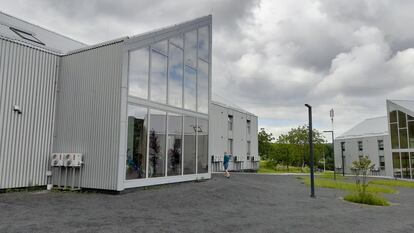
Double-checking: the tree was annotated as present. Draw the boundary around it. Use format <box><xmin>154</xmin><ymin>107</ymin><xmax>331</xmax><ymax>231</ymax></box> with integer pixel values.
<box><xmin>277</xmin><ymin>125</ymin><xmax>326</xmax><ymax>171</ymax></box>
<box><xmin>258</xmin><ymin>128</ymin><xmax>275</xmax><ymax>160</ymax></box>
<box><xmin>351</xmin><ymin>156</ymin><xmax>374</xmax><ymax>196</ymax></box>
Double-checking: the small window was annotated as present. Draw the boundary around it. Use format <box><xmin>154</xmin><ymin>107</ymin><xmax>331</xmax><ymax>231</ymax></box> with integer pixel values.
<box><xmin>378</xmin><ymin>140</ymin><xmax>384</xmax><ymax>151</ymax></box>
<box><xmin>341</xmin><ymin>142</ymin><xmax>345</xmax><ymax>152</ymax></box>
<box><xmin>228</xmin><ymin>115</ymin><xmax>233</xmax><ymax>131</ymax></box>
<box><xmin>247</xmin><ymin>141</ymin><xmax>251</xmax><ymax>155</ymax></box>
<box><xmin>379</xmin><ymin>156</ymin><xmax>385</xmax><ymax>169</ymax></box>
<box><xmin>247</xmin><ymin>120</ymin><xmax>251</xmax><ymax>135</ymax></box>
<box><xmin>358</xmin><ymin>141</ymin><xmax>363</xmax><ymax>151</ymax></box>
<box><xmin>228</xmin><ymin>139</ymin><xmax>233</xmax><ymax>154</ymax></box>
<box><xmin>10</xmin><ymin>27</ymin><xmax>44</xmax><ymax>45</ymax></box>
<box><xmin>359</xmin><ymin>155</ymin><xmax>363</xmax><ymax>160</ymax></box>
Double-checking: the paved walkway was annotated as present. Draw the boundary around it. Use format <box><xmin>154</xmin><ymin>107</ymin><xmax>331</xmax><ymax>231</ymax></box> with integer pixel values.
<box><xmin>1</xmin><ymin>173</ymin><xmax>414</xmax><ymax>233</ymax></box>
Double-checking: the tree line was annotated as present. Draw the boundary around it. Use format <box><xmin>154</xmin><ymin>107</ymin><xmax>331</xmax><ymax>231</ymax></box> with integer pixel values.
<box><xmin>259</xmin><ymin>125</ymin><xmax>334</xmax><ymax>171</ymax></box>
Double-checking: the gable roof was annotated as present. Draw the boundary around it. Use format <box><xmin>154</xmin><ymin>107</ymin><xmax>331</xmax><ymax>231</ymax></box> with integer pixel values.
<box><xmin>387</xmin><ymin>99</ymin><xmax>414</xmax><ymax>116</ymax></box>
<box><xmin>211</xmin><ymin>94</ymin><xmax>256</xmax><ymax>116</ymax></box>
<box><xmin>0</xmin><ymin>11</ymin><xmax>86</xmax><ymax>53</ymax></box>
<box><xmin>336</xmin><ymin>116</ymin><xmax>388</xmax><ymax>139</ymax></box>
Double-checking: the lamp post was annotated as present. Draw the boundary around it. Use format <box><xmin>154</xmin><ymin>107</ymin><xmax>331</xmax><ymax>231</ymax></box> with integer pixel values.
<box><xmin>305</xmin><ymin>104</ymin><xmax>315</xmax><ymax>198</ymax></box>
<box><xmin>323</xmin><ymin>130</ymin><xmax>335</xmax><ymax>180</ymax></box>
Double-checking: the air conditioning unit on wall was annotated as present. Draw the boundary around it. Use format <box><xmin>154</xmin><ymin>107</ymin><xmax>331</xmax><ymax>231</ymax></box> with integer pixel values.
<box><xmin>51</xmin><ymin>153</ymin><xmax>63</xmax><ymax>167</ymax></box>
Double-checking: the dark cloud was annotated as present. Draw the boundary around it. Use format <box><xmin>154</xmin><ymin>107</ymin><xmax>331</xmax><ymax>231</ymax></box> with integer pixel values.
<box><xmin>2</xmin><ymin>0</ymin><xmax>414</xmax><ymax>137</ymax></box>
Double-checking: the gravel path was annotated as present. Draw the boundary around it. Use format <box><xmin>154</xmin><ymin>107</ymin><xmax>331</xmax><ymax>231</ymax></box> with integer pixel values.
<box><xmin>1</xmin><ymin>173</ymin><xmax>414</xmax><ymax>233</ymax></box>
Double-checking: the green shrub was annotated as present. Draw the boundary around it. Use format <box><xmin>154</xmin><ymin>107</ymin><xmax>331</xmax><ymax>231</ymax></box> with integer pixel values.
<box><xmin>344</xmin><ymin>192</ymin><xmax>389</xmax><ymax>206</ymax></box>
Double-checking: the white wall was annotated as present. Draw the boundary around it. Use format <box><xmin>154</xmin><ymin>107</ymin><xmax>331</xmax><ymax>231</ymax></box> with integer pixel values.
<box><xmin>334</xmin><ymin>135</ymin><xmax>392</xmax><ymax>176</ymax></box>
<box><xmin>209</xmin><ymin>102</ymin><xmax>259</xmax><ymax>171</ymax></box>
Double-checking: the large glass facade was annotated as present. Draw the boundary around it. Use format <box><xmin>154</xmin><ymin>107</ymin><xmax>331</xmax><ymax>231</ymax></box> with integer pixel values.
<box><xmin>125</xmin><ymin>20</ymin><xmax>211</xmax><ymax>183</ymax></box>
<box><xmin>126</xmin><ymin>105</ymin><xmax>148</xmax><ymax>179</ymax></box>
<box><xmin>389</xmin><ymin>108</ymin><xmax>414</xmax><ymax>179</ymax></box>
<box><xmin>197</xmin><ymin>118</ymin><xmax>208</xmax><ymax>173</ymax></box>
<box><xmin>184</xmin><ymin>116</ymin><xmax>196</xmax><ymax>174</ymax></box>
<box><xmin>149</xmin><ymin>109</ymin><xmax>167</xmax><ymax>177</ymax></box>
<box><xmin>168</xmin><ymin>113</ymin><xmax>183</xmax><ymax>176</ymax></box>
<box><xmin>128</xmin><ymin>48</ymin><xmax>149</xmax><ymax>99</ymax></box>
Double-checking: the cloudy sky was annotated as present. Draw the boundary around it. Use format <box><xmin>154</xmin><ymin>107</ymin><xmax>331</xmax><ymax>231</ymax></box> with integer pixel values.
<box><xmin>2</xmin><ymin>0</ymin><xmax>414</xmax><ymax>141</ymax></box>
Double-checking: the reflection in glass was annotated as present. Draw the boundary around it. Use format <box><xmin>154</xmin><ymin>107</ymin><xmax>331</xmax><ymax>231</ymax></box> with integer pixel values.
<box><xmin>128</xmin><ymin>48</ymin><xmax>149</xmax><ymax>99</ymax></box>
<box><xmin>408</xmin><ymin>114</ymin><xmax>414</xmax><ymax>121</ymax></box>
<box><xmin>150</xmin><ymin>51</ymin><xmax>167</xmax><ymax>104</ymax></box>
<box><xmin>168</xmin><ymin>44</ymin><xmax>183</xmax><ymax>108</ymax></box>
<box><xmin>390</xmin><ymin>123</ymin><xmax>399</xmax><ymax>149</ymax></box>
<box><xmin>197</xmin><ymin>118</ymin><xmax>208</xmax><ymax>173</ymax></box>
<box><xmin>392</xmin><ymin>152</ymin><xmax>401</xmax><ymax>178</ymax></box>
<box><xmin>398</xmin><ymin>111</ymin><xmax>407</xmax><ymax>128</ymax></box>
<box><xmin>399</xmin><ymin>128</ymin><xmax>408</xmax><ymax>149</ymax></box>
<box><xmin>126</xmin><ymin>105</ymin><xmax>147</xmax><ymax>180</ymax></box>
<box><xmin>184</xmin><ymin>66</ymin><xmax>196</xmax><ymax>111</ymax></box>
<box><xmin>411</xmin><ymin>152</ymin><xmax>414</xmax><ymax>179</ymax></box>
<box><xmin>197</xmin><ymin>59</ymin><xmax>209</xmax><ymax>113</ymax></box>
<box><xmin>149</xmin><ymin>109</ymin><xmax>166</xmax><ymax>177</ymax></box>
<box><xmin>168</xmin><ymin>113</ymin><xmax>182</xmax><ymax>176</ymax></box>
<box><xmin>198</xmin><ymin>26</ymin><xmax>209</xmax><ymax>61</ymax></box>
<box><xmin>401</xmin><ymin>152</ymin><xmax>410</xmax><ymax>179</ymax></box>
<box><xmin>389</xmin><ymin>110</ymin><xmax>397</xmax><ymax>123</ymax></box>
<box><xmin>170</xmin><ymin>35</ymin><xmax>183</xmax><ymax>48</ymax></box>
<box><xmin>184</xmin><ymin>116</ymin><xmax>196</xmax><ymax>174</ymax></box>
<box><xmin>409</xmin><ymin>121</ymin><xmax>414</xmax><ymax>148</ymax></box>
<box><xmin>184</xmin><ymin>30</ymin><xmax>197</xmax><ymax>68</ymax></box>
<box><xmin>152</xmin><ymin>40</ymin><xmax>168</xmax><ymax>54</ymax></box>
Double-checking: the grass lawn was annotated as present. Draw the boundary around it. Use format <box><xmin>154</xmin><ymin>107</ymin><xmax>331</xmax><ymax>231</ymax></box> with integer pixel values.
<box><xmin>301</xmin><ymin>177</ymin><xmax>397</xmax><ymax>194</ymax></box>
<box><xmin>369</xmin><ymin>179</ymin><xmax>414</xmax><ymax>188</ymax></box>
<box><xmin>258</xmin><ymin>161</ymin><xmax>311</xmax><ymax>173</ymax></box>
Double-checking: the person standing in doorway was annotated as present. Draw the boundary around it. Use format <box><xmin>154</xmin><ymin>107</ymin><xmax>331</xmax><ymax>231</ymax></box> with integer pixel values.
<box><xmin>223</xmin><ymin>152</ymin><xmax>231</xmax><ymax>178</ymax></box>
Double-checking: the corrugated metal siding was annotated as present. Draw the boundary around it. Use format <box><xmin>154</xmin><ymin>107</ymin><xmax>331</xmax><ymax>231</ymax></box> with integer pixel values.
<box><xmin>53</xmin><ymin>42</ymin><xmax>123</xmax><ymax>190</ymax></box>
<box><xmin>0</xmin><ymin>39</ymin><xmax>59</xmax><ymax>189</ymax></box>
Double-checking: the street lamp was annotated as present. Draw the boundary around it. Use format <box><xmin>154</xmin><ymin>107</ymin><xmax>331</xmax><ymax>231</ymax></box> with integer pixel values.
<box><xmin>323</xmin><ymin>130</ymin><xmax>335</xmax><ymax>180</ymax></box>
<box><xmin>305</xmin><ymin>104</ymin><xmax>315</xmax><ymax>198</ymax></box>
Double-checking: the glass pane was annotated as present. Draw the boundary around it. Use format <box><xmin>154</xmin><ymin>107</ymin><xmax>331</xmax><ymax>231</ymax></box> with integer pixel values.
<box><xmin>184</xmin><ymin>116</ymin><xmax>196</xmax><ymax>174</ymax></box>
<box><xmin>389</xmin><ymin>110</ymin><xmax>397</xmax><ymax>123</ymax></box>
<box><xmin>197</xmin><ymin>118</ymin><xmax>209</xmax><ymax>173</ymax></box>
<box><xmin>401</xmin><ymin>152</ymin><xmax>410</xmax><ymax>179</ymax></box>
<box><xmin>126</xmin><ymin>105</ymin><xmax>148</xmax><ymax>180</ymax></box>
<box><xmin>184</xmin><ymin>30</ymin><xmax>197</xmax><ymax>68</ymax></box>
<box><xmin>128</xmin><ymin>48</ymin><xmax>149</xmax><ymax>99</ymax></box>
<box><xmin>400</xmin><ymin>128</ymin><xmax>408</xmax><ymax>149</ymax></box>
<box><xmin>167</xmin><ymin>113</ymin><xmax>182</xmax><ymax>176</ymax></box>
<box><xmin>149</xmin><ymin>109</ymin><xmax>166</xmax><ymax>177</ymax></box>
<box><xmin>170</xmin><ymin>35</ymin><xmax>183</xmax><ymax>48</ymax></box>
<box><xmin>168</xmin><ymin>44</ymin><xmax>183</xmax><ymax>108</ymax></box>
<box><xmin>184</xmin><ymin>66</ymin><xmax>196</xmax><ymax>111</ymax></box>
<box><xmin>409</xmin><ymin>121</ymin><xmax>414</xmax><ymax>148</ymax></box>
<box><xmin>152</xmin><ymin>40</ymin><xmax>168</xmax><ymax>54</ymax></box>
<box><xmin>197</xmin><ymin>59</ymin><xmax>209</xmax><ymax>113</ymax></box>
<box><xmin>150</xmin><ymin>51</ymin><xmax>167</xmax><ymax>104</ymax></box>
<box><xmin>398</xmin><ymin>111</ymin><xmax>407</xmax><ymax>128</ymax></box>
<box><xmin>390</xmin><ymin>123</ymin><xmax>399</xmax><ymax>149</ymax></box>
<box><xmin>198</xmin><ymin>26</ymin><xmax>209</xmax><ymax>61</ymax></box>
<box><xmin>408</xmin><ymin>114</ymin><xmax>414</xmax><ymax>121</ymax></box>
<box><xmin>392</xmin><ymin>152</ymin><xmax>401</xmax><ymax>178</ymax></box>
<box><xmin>411</xmin><ymin>152</ymin><xmax>414</xmax><ymax>179</ymax></box>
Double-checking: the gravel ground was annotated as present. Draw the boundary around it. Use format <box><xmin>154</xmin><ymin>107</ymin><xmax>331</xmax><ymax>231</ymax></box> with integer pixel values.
<box><xmin>1</xmin><ymin>173</ymin><xmax>414</xmax><ymax>233</ymax></box>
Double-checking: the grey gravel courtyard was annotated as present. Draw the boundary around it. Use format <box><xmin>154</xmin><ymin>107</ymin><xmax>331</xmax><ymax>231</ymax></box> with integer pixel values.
<box><xmin>1</xmin><ymin>173</ymin><xmax>414</xmax><ymax>233</ymax></box>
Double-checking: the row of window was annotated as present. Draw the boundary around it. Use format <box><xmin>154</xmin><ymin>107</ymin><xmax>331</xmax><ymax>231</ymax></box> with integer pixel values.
<box><xmin>389</xmin><ymin>110</ymin><xmax>414</xmax><ymax>149</ymax></box>
<box><xmin>126</xmin><ymin>104</ymin><xmax>208</xmax><ymax>180</ymax></box>
<box><xmin>226</xmin><ymin>139</ymin><xmax>251</xmax><ymax>155</ymax></box>
<box><xmin>228</xmin><ymin>115</ymin><xmax>251</xmax><ymax>134</ymax></box>
<box><xmin>227</xmin><ymin>115</ymin><xmax>252</xmax><ymax>156</ymax></box>
<box><xmin>341</xmin><ymin>140</ymin><xmax>384</xmax><ymax>152</ymax></box>
<box><xmin>128</xmin><ymin>26</ymin><xmax>210</xmax><ymax>114</ymax></box>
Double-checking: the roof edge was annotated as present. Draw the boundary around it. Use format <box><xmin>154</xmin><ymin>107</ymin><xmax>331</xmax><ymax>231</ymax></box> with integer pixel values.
<box><xmin>210</xmin><ymin>100</ymin><xmax>257</xmax><ymax>117</ymax></box>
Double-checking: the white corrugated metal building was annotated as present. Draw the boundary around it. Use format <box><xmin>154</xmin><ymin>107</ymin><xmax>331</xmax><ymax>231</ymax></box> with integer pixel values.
<box><xmin>209</xmin><ymin>96</ymin><xmax>259</xmax><ymax>172</ymax></box>
<box><xmin>0</xmin><ymin>11</ymin><xmax>213</xmax><ymax>191</ymax></box>
<box><xmin>334</xmin><ymin>116</ymin><xmax>393</xmax><ymax>176</ymax></box>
